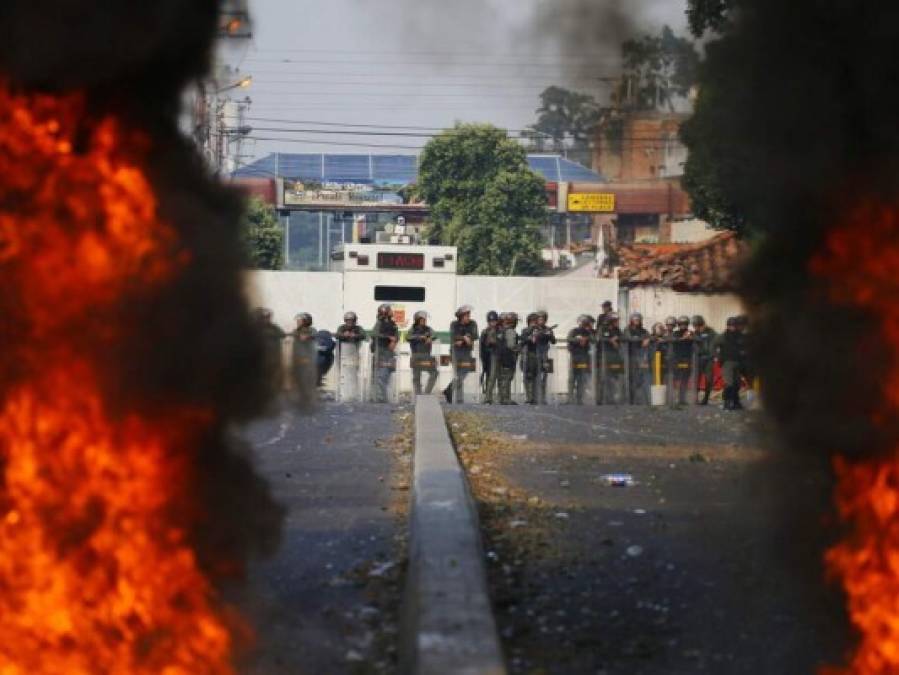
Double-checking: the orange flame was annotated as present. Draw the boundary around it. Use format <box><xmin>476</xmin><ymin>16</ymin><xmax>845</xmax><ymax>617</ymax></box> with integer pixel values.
<box><xmin>0</xmin><ymin>87</ymin><xmax>238</xmax><ymax>672</ymax></box>
<box><xmin>811</xmin><ymin>203</ymin><xmax>899</xmax><ymax>674</ymax></box>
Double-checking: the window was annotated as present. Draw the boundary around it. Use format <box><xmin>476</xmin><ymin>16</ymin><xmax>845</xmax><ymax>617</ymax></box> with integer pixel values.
<box><xmin>374</xmin><ymin>286</ymin><xmax>426</xmax><ymax>302</ymax></box>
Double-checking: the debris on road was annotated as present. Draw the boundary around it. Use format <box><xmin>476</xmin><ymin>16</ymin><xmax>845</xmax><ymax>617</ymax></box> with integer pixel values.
<box><xmin>600</xmin><ymin>473</ymin><xmax>636</xmax><ymax>487</ymax></box>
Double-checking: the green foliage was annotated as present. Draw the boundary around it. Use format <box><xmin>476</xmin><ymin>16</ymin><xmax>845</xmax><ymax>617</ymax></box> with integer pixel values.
<box><xmin>686</xmin><ymin>0</ymin><xmax>733</xmax><ymax>37</ymax></box>
<box><xmin>418</xmin><ymin>124</ymin><xmax>547</xmax><ymax>276</ymax></box>
<box><xmin>242</xmin><ymin>197</ymin><xmax>283</xmax><ymax>269</ymax></box>
<box><xmin>619</xmin><ymin>25</ymin><xmax>701</xmax><ymax>111</ymax></box>
<box><xmin>522</xmin><ymin>86</ymin><xmax>600</xmax><ymax>167</ymax></box>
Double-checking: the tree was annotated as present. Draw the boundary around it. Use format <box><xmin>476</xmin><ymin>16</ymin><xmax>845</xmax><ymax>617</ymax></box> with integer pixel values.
<box><xmin>618</xmin><ymin>25</ymin><xmax>701</xmax><ymax>111</ymax></box>
<box><xmin>523</xmin><ymin>86</ymin><xmax>601</xmax><ymax>167</ymax></box>
<box><xmin>686</xmin><ymin>0</ymin><xmax>733</xmax><ymax>37</ymax></box>
<box><xmin>418</xmin><ymin>124</ymin><xmax>547</xmax><ymax>276</ymax></box>
<box><xmin>242</xmin><ymin>196</ymin><xmax>283</xmax><ymax>269</ymax></box>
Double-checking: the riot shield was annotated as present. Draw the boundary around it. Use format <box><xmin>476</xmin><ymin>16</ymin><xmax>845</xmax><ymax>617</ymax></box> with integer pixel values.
<box><xmin>291</xmin><ymin>335</ymin><xmax>317</xmax><ymax>404</ymax></box>
<box><xmin>411</xmin><ymin>338</ymin><xmax>440</xmax><ymax>399</ymax></box>
<box><xmin>451</xmin><ymin>343</ymin><xmax>478</xmax><ymax>405</ymax></box>
<box><xmin>596</xmin><ymin>337</ymin><xmax>625</xmax><ymax>405</ymax></box>
<box><xmin>624</xmin><ymin>337</ymin><xmax>652</xmax><ymax>405</ymax></box>
<box><xmin>337</xmin><ymin>340</ymin><xmax>363</xmax><ymax>402</ymax></box>
<box><xmin>667</xmin><ymin>337</ymin><xmax>697</xmax><ymax>407</ymax></box>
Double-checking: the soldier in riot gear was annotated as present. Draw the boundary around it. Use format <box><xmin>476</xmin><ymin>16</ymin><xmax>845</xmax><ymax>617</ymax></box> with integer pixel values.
<box><xmin>291</xmin><ymin>312</ymin><xmax>317</xmax><ymax>394</ymax></box>
<box><xmin>597</xmin><ymin>300</ymin><xmax>614</xmax><ymax>329</ymax></box>
<box><xmin>533</xmin><ymin>310</ymin><xmax>556</xmax><ymax>405</ymax></box>
<box><xmin>480</xmin><ymin>311</ymin><xmax>500</xmax><ymax>404</ymax></box>
<box><xmin>336</xmin><ymin>311</ymin><xmax>366</xmax><ymax>344</ymax></box>
<box><xmin>407</xmin><ymin>310</ymin><xmax>438</xmax><ymax>395</ymax></box>
<box><xmin>443</xmin><ymin>305</ymin><xmax>479</xmax><ymax>403</ymax></box>
<box><xmin>520</xmin><ymin>312</ymin><xmax>540</xmax><ymax>404</ymax></box>
<box><xmin>715</xmin><ymin>317</ymin><xmax>745</xmax><ymax>410</ymax></box>
<box><xmin>371</xmin><ymin>304</ymin><xmax>398</xmax><ymax>403</ymax></box>
<box><xmin>670</xmin><ymin>315</ymin><xmax>695</xmax><ymax>405</ymax></box>
<box><xmin>496</xmin><ymin>312</ymin><xmax>520</xmax><ymax>405</ymax></box>
<box><xmin>567</xmin><ymin>315</ymin><xmax>594</xmax><ymax>405</ymax></box>
<box><xmin>334</xmin><ymin>311</ymin><xmax>366</xmax><ymax>401</ymax></box>
<box><xmin>622</xmin><ymin>312</ymin><xmax>651</xmax><ymax>405</ymax></box>
<box><xmin>255</xmin><ymin>308</ymin><xmax>286</xmax><ymax>391</ymax></box>
<box><xmin>692</xmin><ymin>315</ymin><xmax>717</xmax><ymax>405</ymax></box>
<box><xmin>596</xmin><ymin>311</ymin><xmax>624</xmax><ymax>404</ymax></box>
<box><xmin>664</xmin><ymin>316</ymin><xmax>677</xmax><ymax>336</ymax></box>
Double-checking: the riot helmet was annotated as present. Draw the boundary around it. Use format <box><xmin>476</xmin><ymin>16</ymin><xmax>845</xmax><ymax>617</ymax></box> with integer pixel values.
<box><xmin>343</xmin><ymin>311</ymin><xmax>357</xmax><ymax>323</ymax></box>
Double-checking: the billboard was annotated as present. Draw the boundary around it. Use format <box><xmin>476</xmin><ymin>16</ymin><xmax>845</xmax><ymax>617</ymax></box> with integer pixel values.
<box><xmin>567</xmin><ymin>192</ymin><xmax>616</xmax><ymax>213</ymax></box>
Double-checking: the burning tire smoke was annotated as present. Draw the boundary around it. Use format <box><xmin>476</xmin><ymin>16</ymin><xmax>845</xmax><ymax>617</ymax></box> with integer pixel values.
<box><xmin>0</xmin><ymin>2</ymin><xmax>281</xmax><ymax>673</ymax></box>
<box><xmin>682</xmin><ymin>1</ymin><xmax>899</xmax><ymax>672</ymax></box>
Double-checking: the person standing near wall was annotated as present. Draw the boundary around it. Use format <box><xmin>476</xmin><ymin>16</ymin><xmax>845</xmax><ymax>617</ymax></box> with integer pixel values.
<box><xmin>480</xmin><ymin>310</ymin><xmax>500</xmax><ymax>404</ymax></box>
<box><xmin>444</xmin><ymin>305</ymin><xmax>478</xmax><ymax>404</ymax></box>
<box><xmin>534</xmin><ymin>310</ymin><xmax>556</xmax><ymax>405</ymax></box>
<box><xmin>597</xmin><ymin>312</ymin><xmax>624</xmax><ymax>404</ymax></box>
<box><xmin>623</xmin><ymin>312</ymin><xmax>651</xmax><ymax>405</ymax></box>
<box><xmin>520</xmin><ymin>312</ymin><xmax>540</xmax><ymax>405</ymax></box>
<box><xmin>715</xmin><ymin>317</ymin><xmax>744</xmax><ymax>411</ymax></box>
<box><xmin>291</xmin><ymin>312</ymin><xmax>317</xmax><ymax>396</ymax></box>
<box><xmin>568</xmin><ymin>314</ymin><xmax>594</xmax><ymax>405</ymax></box>
<box><xmin>371</xmin><ymin>304</ymin><xmax>398</xmax><ymax>403</ymax></box>
<box><xmin>692</xmin><ymin>315</ymin><xmax>717</xmax><ymax>405</ymax></box>
<box><xmin>407</xmin><ymin>310</ymin><xmax>438</xmax><ymax>395</ymax></box>
<box><xmin>335</xmin><ymin>311</ymin><xmax>366</xmax><ymax>401</ymax></box>
<box><xmin>497</xmin><ymin>312</ymin><xmax>520</xmax><ymax>405</ymax></box>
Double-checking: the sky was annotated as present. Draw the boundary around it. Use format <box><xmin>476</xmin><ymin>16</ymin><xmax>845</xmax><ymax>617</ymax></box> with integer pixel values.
<box><xmin>218</xmin><ymin>0</ymin><xmax>690</xmax><ymax>164</ymax></box>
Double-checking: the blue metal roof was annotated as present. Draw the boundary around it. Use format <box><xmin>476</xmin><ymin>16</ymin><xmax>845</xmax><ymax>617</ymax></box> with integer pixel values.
<box><xmin>233</xmin><ymin>152</ymin><xmax>605</xmax><ymax>185</ymax></box>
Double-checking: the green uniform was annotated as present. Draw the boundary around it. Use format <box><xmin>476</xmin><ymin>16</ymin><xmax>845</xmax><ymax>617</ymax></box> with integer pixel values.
<box><xmin>407</xmin><ymin>324</ymin><xmax>438</xmax><ymax>395</ymax></box>
<box><xmin>481</xmin><ymin>325</ymin><xmax>500</xmax><ymax>404</ymax></box>
<box><xmin>693</xmin><ymin>327</ymin><xmax>717</xmax><ymax>404</ymax></box>
<box><xmin>596</xmin><ymin>325</ymin><xmax>624</xmax><ymax>404</ymax></box>
<box><xmin>622</xmin><ymin>326</ymin><xmax>650</xmax><ymax>405</ymax></box>
<box><xmin>446</xmin><ymin>319</ymin><xmax>478</xmax><ymax>403</ymax></box>
<box><xmin>496</xmin><ymin>326</ymin><xmax>520</xmax><ymax>404</ymax></box>
<box><xmin>371</xmin><ymin>318</ymin><xmax>398</xmax><ymax>403</ymax></box>
<box><xmin>291</xmin><ymin>325</ymin><xmax>317</xmax><ymax>391</ymax></box>
<box><xmin>567</xmin><ymin>327</ymin><xmax>593</xmax><ymax>405</ymax></box>
<box><xmin>260</xmin><ymin>321</ymin><xmax>287</xmax><ymax>391</ymax></box>
<box><xmin>715</xmin><ymin>330</ymin><xmax>745</xmax><ymax>410</ymax></box>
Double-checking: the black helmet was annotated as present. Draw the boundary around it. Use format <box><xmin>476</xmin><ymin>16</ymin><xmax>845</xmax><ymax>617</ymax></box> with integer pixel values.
<box><xmin>726</xmin><ymin>316</ymin><xmax>738</xmax><ymax>327</ymax></box>
<box><xmin>295</xmin><ymin>312</ymin><xmax>313</xmax><ymax>324</ymax></box>
<box><xmin>601</xmin><ymin>300</ymin><xmax>613</xmax><ymax>310</ymax></box>
<box><xmin>692</xmin><ymin>315</ymin><xmax>705</xmax><ymax>327</ymax></box>
<box><xmin>377</xmin><ymin>303</ymin><xmax>392</xmax><ymax>317</ymax></box>
<box><xmin>343</xmin><ymin>311</ymin><xmax>357</xmax><ymax>322</ymax></box>
<box><xmin>665</xmin><ymin>316</ymin><xmax>677</xmax><ymax>327</ymax></box>
<box><xmin>536</xmin><ymin>310</ymin><xmax>548</xmax><ymax>320</ymax></box>
<box><xmin>526</xmin><ymin>312</ymin><xmax>538</xmax><ymax>324</ymax></box>
<box><xmin>455</xmin><ymin>304</ymin><xmax>473</xmax><ymax>317</ymax></box>
<box><xmin>630</xmin><ymin>312</ymin><xmax>643</xmax><ymax>323</ymax></box>
<box><xmin>487</xmin><ymin>310</ymin><xmax>499</xmax><ymax>322</ymax></box>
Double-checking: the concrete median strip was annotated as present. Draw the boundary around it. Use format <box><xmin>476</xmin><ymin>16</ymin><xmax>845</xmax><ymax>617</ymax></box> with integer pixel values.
<box><xmin>400</xmin><ymin>395</ymin><xmax>507</xmax><ymax>675</ymax></box>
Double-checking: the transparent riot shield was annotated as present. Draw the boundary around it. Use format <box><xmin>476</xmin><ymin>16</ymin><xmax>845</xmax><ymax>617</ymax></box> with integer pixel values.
<box><xmin>410</xmin><ymin>338</ymin><xmax>440</xmax><ymax>400</ymax></box>
<box><xmin>369</xmin><ymin>336</ymin><xmax>397</xmax><ymax>404</ymax></box>
<box><xmin>596</xmin><ymin>337</ymin><xmax>625</xmax><ymax>405</ymax></box>
<box><xmin>667</xmin><ymin>337</ymin><xmax>697</xmax><ymax>408</ymax></box>
<box><xmin>623</xmin><ymin>337</ymin><xmax>652</xmax><ymax>405</ymax></box>
<box><xmin>336</xmin><ymin>339</ymin><xmax>363</xmax><ymax>403</ymax></box>
<box><xmin>451</xmin><ymin>342</ymin><xmax>478</xmax><ymax>405</ymax></box>
<box><xmin>290</xmin><ymin>335</ymin><xmax>317</xmax><ymax>405</ymax></box>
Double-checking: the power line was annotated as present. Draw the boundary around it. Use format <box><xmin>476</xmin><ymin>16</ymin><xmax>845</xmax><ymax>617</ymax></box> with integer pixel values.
<box><xmin>242</xmin><ymin>57</ymin><xmax>621</xmax><ymax>68</ymax></box>
<box><xmin>245</xmin><ymin>89</ymin><xmax>545</xmax><ymax>98</ymax></box>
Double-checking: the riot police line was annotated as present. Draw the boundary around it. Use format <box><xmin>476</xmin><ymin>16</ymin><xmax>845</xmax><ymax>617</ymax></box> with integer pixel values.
<box><xmin>253</xmin><ymin>305</ymin><xmax>755</xmax><ymax>409</ymax></box>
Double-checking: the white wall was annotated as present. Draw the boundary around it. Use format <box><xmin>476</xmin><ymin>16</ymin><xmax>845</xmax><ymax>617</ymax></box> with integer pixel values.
<box><xmin>246</xmin><ymin>270</ymin><xmax>344</xmax><ymax>332</ymax></box>
<box><xmin>670</xmin><ymin>218</ymin><xmax>719</xmax><ymax>243</ymax></box>
<box><xmin>456</xmin><ymin>276</ymin><xmax>618</xmax><ymax>334</ymax></box>
<box><xmin>627</xmin><ymin>286</ymin><xmax>744</xmax><ymax>331</ymax></box>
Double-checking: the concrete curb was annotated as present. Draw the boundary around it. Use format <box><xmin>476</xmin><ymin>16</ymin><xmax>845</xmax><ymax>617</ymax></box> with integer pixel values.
<box><xmin>400</xmin><ymin>395</ymin><xmax>507</xmax><ymax>675</ymax></box>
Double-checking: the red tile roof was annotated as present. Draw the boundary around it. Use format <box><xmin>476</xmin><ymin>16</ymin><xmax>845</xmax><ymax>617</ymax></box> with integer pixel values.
<box><xmin>617</xmin><ymin>231</ymin><xmax>748</xmax><ymax>291</ymax></box>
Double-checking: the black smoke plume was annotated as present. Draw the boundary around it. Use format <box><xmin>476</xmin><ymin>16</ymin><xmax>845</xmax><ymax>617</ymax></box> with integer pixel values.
<box><xmin>682</xmin><ymin>0</ymin><xmax>899</xmax><ymax>460</ymax></box>
<box><xmin>0</xmin><ymin>0</ymin><xmax>283</xmax><ymax>575</ymax></box>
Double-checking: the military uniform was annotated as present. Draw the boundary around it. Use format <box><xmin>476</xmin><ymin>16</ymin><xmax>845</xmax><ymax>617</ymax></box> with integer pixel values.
<box><xmin>407</xmin><ymin>323</ymin><xmax>438</xmax><ymax>395</ymax></box>
<box><xmin>446</xmin><ymin>314</ymin><xmax>478</xmax><ymax>403</ymax></box>
<box><xmin>291</xmin><ymin>323</ymin><xmax>317</xmax><ymax>393</ymax></box>
<box><xmin>480</xmin><ymin>318</ymin><xmax>500</xmax><ymax>404</ymax></box>
<box><xmin>496</xmin><ymin>317</ymin><xmax>520</xmax><ymax>405</ymax></box>
<box><xmin>520</xmin><ymin>316</ymin><xmax>540</xmax><ymax>405</ymax></box>
<box><xmin>334</xmin><ymin>317</ymin><xmax>366</xmax><ymax>401</ymax></box>
<box><xmin>567</xmin><ymin>324</ymin><xmax>593</xmax><ymax>405</ymax></box>
<box><xmin>533</xmin><ymin>320</ymin><xmax>556</xmax><ymax>405</ymax></box>
<box><xmin>692</xmin><ymin>322</ymin><xmax>718</xmax><ymax>405</ymax></box>
<box><xmin>669</xmin><ymin>327</ymin><xmax>695</xmax><ymax>405</ymax></box>
<box><xmin>715</xmin><ymin>321</ymin><xmax>745</xmax><ymax>410</ymax></box>
<box><xmin>622</xmin><ymin>323</ymin><xmax>650</xmax><ymax>405</ymax></box>
<box><xmin>596</xmin><ymin>322</ymin><xmax>624</xmax><ymax>404</ymax></box>
<box><xmin>371</xmin><ymin>315</ymin><xmax>398</xmax><ymax>403</ymax></box>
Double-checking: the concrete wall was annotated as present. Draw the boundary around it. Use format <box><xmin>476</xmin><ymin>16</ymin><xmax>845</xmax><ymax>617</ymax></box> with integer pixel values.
<box><xmin>670</xmin><ymin>218</ymin><xmax>719</xmax><ymax>243</ymax></box>
<box><xmin>627</xmin><ymin>286</ymin><xmax>744</xmax><ymax>331</ymax></box>
<box><xmin>249</xmin><ymin>270</ymin><xmax>619</xmax><ymax>335</ymax></box>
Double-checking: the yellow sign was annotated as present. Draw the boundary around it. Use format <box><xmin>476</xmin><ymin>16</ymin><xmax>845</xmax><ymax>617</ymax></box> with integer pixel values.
<box><xmin>568</xmin><ymin>192</ymin><xmax>616</xmax><ymax>212</ymax></box>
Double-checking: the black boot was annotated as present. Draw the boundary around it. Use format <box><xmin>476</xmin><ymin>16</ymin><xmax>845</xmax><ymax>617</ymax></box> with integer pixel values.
<box><xmin>700</xmin><ymin>389</ymin><xmax>710</xmax><ymax>406</ymax></box>
<box><xmin>443</xmin><ymin>384</ymin><xmax>453</xmax><ymax>403</ymax></box>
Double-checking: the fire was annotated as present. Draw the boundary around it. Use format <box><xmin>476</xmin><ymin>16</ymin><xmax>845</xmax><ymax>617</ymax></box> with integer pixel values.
<box><xmin>0</xmin><ymin>86</ymin><xmax>238</xmax><ymax>672</ymax></box>
<box><xmin>811</xmin><ymin>203</ymin><xmax>899</xmax><ymax>674</ymax></box>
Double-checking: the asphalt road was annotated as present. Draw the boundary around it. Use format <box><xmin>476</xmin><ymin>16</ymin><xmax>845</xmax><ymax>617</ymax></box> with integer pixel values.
<box><xmin>447</xmin><ymin>403</ymin><xmax>849</xmax><ymax>675</ymax></box>
<box><xmin>235</xmin><ymin>401</ymin><xmax>411</xmax><ymax>675</ymax></box>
